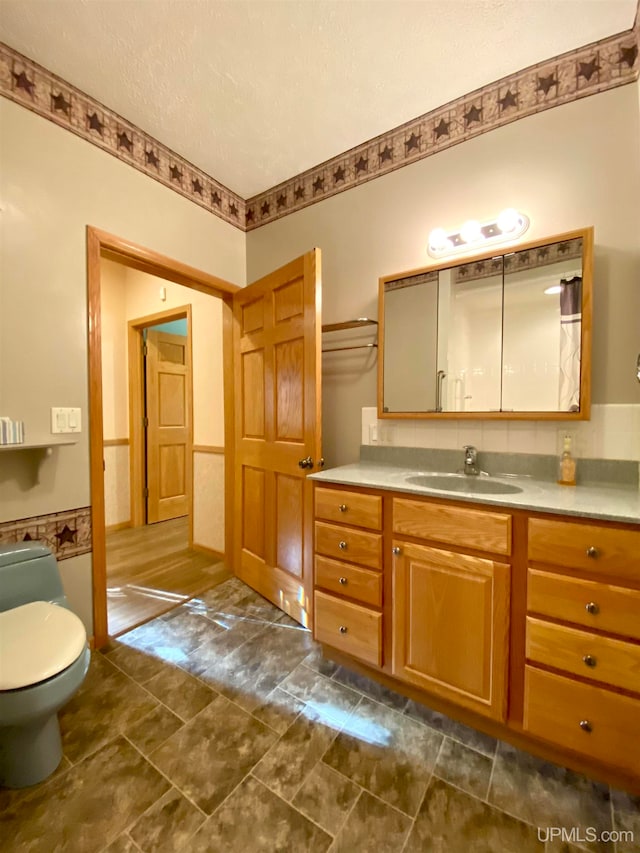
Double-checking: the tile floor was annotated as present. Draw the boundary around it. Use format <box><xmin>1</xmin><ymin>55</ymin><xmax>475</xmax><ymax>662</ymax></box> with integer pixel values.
<box><xmin>1</xmin><ymin>577</ymin><xmax>638</xmax><ymax>853</ymax></box>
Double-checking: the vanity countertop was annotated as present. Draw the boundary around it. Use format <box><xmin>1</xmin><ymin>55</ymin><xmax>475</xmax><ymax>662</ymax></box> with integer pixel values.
<box><xmin>310</xmin><ymin>462</ymin><xmax>640</xmax><ymax>525</ymax></box>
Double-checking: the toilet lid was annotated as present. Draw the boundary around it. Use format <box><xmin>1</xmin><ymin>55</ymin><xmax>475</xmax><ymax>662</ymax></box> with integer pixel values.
<box><xmin>0</xmin><ymin>601</ymin><xmax>87</xmax><ymax>690</ymax></box>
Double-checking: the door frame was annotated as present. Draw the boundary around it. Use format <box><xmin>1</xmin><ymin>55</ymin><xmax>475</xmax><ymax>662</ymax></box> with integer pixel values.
<box><xmin>128</xmin><ymin>306</ymin><xmax>193</xmax><ymax>531</ymax></box>
<box><xmin>87</xmin><ymin>226</ymin><xmax>240</xmax><ymax>648</ymax></box>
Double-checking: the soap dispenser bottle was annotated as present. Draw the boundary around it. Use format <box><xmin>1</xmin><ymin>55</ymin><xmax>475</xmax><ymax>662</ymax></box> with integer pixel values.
<box><xmin>558</xmin><ymin>435</ymin><xmax>577</xmax><ymax>487</ymax></box>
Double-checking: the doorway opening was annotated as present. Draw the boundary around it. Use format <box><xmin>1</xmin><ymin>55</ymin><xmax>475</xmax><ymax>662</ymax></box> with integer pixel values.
<box><xmin>87</xmin><ymin>227</ymin><xmax>240</xmax><ymax>648</ymax></box>
<box><xmin>88</xmin><ymin>227</ymin><xmax>322</xmax><ymax>651</ymax></box>
<box><xmin>102</xmin><ymin>300</ymin><xmax>227</xmax><ymax>635</ymax></box>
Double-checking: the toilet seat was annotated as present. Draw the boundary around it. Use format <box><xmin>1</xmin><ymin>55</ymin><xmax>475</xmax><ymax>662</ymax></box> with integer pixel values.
<box><xmin>0</xmin><ymin>601</ymin><xmax>87</xmax><ymax>690</ymax></box>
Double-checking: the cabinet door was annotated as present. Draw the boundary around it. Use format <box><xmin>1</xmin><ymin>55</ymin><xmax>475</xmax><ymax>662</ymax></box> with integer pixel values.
<box><xmin>392</xmin><ymin>541</ymin><xmax>510</xmax><ymax>721</ymax></box>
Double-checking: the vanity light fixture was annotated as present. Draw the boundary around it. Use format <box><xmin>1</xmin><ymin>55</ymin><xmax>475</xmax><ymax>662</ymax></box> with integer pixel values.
<box><xmin>428</xmin><ymin>208</ymin><xmax>530</xmax><ymax>258</ymax></box>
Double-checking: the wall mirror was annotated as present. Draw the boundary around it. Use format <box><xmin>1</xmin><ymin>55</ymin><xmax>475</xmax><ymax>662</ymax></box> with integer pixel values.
<box><xmin>378</xmin><ymin>227</ymin><xmax>592</xmax><ymax>419</ymax></box>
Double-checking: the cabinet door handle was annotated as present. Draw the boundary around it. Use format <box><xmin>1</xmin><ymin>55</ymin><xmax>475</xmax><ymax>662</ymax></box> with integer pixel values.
<box><xmin>339</xmin><ymin>504</ymin><xmax>348</xmax><ymax>512</ymax></box>
<box><xmin>338</xmin><ymin>577</ymin><xmax>348</xmax><ymax>585</ymax></box>
<box><xmin>339</xmin><ymin>625</ymin><xmax>348</xmax><ymax>634</ymax></box>
<box><xmin>338</xmin><ymin>541</ymin><xmax>347</xmax><ymax>550</ymax></box>
<box><xmin>392</xmin><ymin>546</ymin><xmax>402</xmax><ymax>556</ymax></box>
<box><xmin>585</xmin><ymin>601</ymin><xmax>599</xmax><ymax>615</ymax></box>
<box><xmin>582</xmin><ymin>654</ymin><xmax>597</xmax><ymax>668</ymax></box>
<box><xmin>586</xmin><ymin>546</ymin><xmax>599</xmax><ymax>558</ymax></box>
<box><xmin>579</xmin><ymin>719</ymin><xmax>593</xmax><ymax>733</ymax></box>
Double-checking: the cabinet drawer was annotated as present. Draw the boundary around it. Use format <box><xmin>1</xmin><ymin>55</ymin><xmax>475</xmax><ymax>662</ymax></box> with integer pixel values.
<box><xmin>526</xmin><ymin>617</ymin><xmax>640</xmax><ymax>694</ymax></box>
<box><xmin>315</xmin><ymin>555</ymin><xmax>382</xmax><ymax>607</ymax></box>
<box><xmin>528</xmin><ymin>568</ymin><xmax>640</xmax><ymax>642</ymax></box>
<box><xmin>528</xmin><ymin>518</ymin><xmax>640</xmax><ymax>581</ymax></box>
<box><xmin>393</xmin><ymin>498</ymin><xmax>511</xmax><ymax>556</ymax></box>
<box><xmin>314</xmin><ymin>591</ymin><xmax>382</xmax><ymax>667</ymax></box>
<box><xmin>524</xmin><ymin>666</ymin><xmax>640</xmax><ymax>775</ymax></box>
<box><xmin>315</xmin><ymin>521</ymin><xmax>382</xmax><ymax>570</ymax></box>
<box><xmin>315</xmin><ymin>487</ymin><xmax>382</xmax><ymax>530</ymax></box>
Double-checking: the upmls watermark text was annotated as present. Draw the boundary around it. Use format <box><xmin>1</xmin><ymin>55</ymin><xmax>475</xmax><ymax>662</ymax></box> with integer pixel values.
<box><xmin>538</xmin><ymin>827</ymin><xmax>634</xmax><ymax>844</ymax></box>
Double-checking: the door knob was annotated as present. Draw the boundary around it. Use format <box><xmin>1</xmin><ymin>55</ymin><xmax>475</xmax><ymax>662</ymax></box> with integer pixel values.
<box><xmin>298</xmin><ymin>456</ymin><xmax>313</xmax><ymax>469</ymax></box>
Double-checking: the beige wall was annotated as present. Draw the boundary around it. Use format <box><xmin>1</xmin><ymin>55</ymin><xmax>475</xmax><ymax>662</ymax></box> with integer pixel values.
<box><xmin>247</xmin><ymin>84</ymin><xmax>640</xmax><ymax>466</ymax></box>
<box><xmin>0</xmin><ymin>99</ymin><xmax>245</xmax><ymax>630</ymax></box>
<box><xmin>124</xmin><ymin>267</ymin><xmax>225</xmax><ymax>448</ymax></box>
<box><xmin>100</xmin><ymin>261</ymin><xmax>129</xmax><ymax>440</ymax></box>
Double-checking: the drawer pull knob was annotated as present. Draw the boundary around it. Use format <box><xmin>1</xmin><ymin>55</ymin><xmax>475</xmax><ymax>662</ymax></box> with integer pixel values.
<box><xmin>582</xmin><ymin>654</ymin><xmax>597</xmax><ymax>668</ymax></box>
<box><xmin>339</xmin><ymin>577</ymin><xmax>348</xmax><ymax>585</ymax></box>
<box><xmin>579</xmin><ymin>719</ymin><xmax>593</xmax><ymax>733</ymax></box>
<box><xmin>339</xmin><ymin>504</ymin><xmax>348</xmax><ymax>512</ymax></box>
<box><xmin>339</xmin><ymin>625</ymin><xmax>348</xmax><ymax>634</ymax></box>
<box><xmin>392</xmin><ymin>546</ymin><xmax>402</xmax><ymax>556</ymax></box>
<box><xmin>585</xmin><ymin>601</ymin><xmax>599</xmax><ymax>615</ymax></box>
<box><xmin>338</xmin><ymin>541</ymin><xmax>348</xmax><ymax>551</ymax></box>
<box><xmin>586</xmin><ymin>546</ymin><xmax>599</xmax><ymax>558</ymax></box>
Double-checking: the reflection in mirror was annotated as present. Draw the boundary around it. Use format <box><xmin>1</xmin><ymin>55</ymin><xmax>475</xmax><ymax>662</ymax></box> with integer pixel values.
<box><xmin>438</xmin><ymin>258</ymin><xmax>503</xmax><ymax>412</ymax></box>
<box><xmin>378</xmin><ymin>228</ymin><xmax>591</xmax><ymax>419</ymax></box>
<box><xmin>383</xmin><ymin>271</ymin><xmax>438</xmax><ymax>411</ymax></box>
<box><xmin>502</xmin><ymin>238</ymin><xmax>583</xmax><ymax>412</ymax></box>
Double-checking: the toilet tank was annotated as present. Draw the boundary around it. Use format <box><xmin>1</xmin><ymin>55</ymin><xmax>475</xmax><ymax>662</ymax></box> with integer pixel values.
<box><xmin>0</xmin><ymin>544</ymin><xmax>68</xmax><ymax>612</ymax></box>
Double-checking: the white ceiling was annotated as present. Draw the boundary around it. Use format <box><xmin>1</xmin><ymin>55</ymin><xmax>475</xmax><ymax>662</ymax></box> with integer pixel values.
<box><xmin>0</xmin><ymin>0</ymin><xmax>636</xmax><ymax>197</ymax></box>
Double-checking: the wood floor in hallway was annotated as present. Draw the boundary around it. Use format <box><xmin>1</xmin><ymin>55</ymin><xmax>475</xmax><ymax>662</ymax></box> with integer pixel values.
<box><xmin>106</xmin><ymin>517</ymin><xmax>230</xmax><ymax>636</ymax></box>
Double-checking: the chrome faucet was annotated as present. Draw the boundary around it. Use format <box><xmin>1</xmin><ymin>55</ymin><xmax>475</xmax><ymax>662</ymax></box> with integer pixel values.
<box><xmin>463</xmin><ymin>445</ymin><xmax>479</xmax><ymax>476</ymax></box>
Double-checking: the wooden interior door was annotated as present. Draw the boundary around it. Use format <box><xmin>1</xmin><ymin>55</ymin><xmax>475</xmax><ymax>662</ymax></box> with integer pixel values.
<box><xmin>233</xmin><ymin>250</ymin><xmax>321</xmax><ymax>627</ymax></box>
<box><xmin>146</xmin><ymin>329</ymin><xmax>192</xmax><ymax>523</ymax></box>
<box><xmin>392</xmin><ymin>540</ymin><xmax>510</xmax><ymax>720</ymax></box>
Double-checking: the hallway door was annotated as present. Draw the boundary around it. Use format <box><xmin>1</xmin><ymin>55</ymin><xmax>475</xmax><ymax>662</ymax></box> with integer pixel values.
<box><xmin>233</xmin><ymin>250</ymin><xmax>321</xmax><ymax>628</ymax></box>
<box><xmin>146</xmin><ymin>329</ymin><xmax>192</xmax><ymax>523</ymax></box>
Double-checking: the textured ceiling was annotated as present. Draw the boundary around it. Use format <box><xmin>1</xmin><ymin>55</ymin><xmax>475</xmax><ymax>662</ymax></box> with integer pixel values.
<box><xmin>0</xmin><ymin>0</ymin><xmax>636</xmax><ymax>197</ymax></box>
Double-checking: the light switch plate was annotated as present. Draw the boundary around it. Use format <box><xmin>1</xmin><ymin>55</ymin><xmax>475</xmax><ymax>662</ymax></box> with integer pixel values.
<box><xmin>51</xmin><ymin>407</ymin><xmax>82</xmax><ymax>434</ymax></box>
<box><xmin>51</xmin><ymin>407</ymin><xmax>67</xmax><ymax>434</ymax></box>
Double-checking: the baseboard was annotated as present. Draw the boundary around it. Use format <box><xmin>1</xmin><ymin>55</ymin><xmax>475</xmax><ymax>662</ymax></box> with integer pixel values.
<box><xmin>191</xmin><ymin>543</ymin><xmax>225</xmax><ymax>561</ymax></box>
<box><xmin>106</xmin><ymin>521</ymin><xmax>132</xmax><ymax>533</ymax></box>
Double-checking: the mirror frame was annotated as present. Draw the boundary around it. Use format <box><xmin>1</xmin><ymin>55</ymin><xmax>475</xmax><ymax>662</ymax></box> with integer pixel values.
<box><xmin>377</xmin><ymin>226</ymin><xmax>593</xmax><ymax>420</ymax></box>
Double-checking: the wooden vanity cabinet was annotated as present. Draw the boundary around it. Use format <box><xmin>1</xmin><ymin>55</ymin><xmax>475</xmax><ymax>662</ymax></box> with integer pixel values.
<box><xmin>392</xmin><ymin>540</ymin><xmax>510</xmax><ymax>720</ymax></box>
<box><xmin>312</xmin><ymin>481</ymin><xmax>640</xmax><ymax>792</ymax></box>
<box><xmin>523</xmin><ymin>516</ymin><xmax>640</xmax><ymax>778</ymax></box>
<box><xmin>313</xmin><ymin>487</ymin><xmax>383</xmax><ymax>667</ymax></box>
<box><xmin>390</xmin><ymin>497</ymin><xmax>511</xmax><ymax>720</ymax></box>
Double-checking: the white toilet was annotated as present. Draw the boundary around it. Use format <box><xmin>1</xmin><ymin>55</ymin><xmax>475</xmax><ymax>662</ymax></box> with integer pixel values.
<box><xmin>0</xmin><ymin>543</ymin><xmax>90</xmax><ymax>788</ymax></box>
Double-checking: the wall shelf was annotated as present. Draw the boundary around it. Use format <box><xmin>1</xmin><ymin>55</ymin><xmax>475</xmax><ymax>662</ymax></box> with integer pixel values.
<box><xmin>322</xmin><ymin>317</ymin><xmax>378</xmax><ymax>353</ymax></box>
<box><xmin>0</xmin><ymin>439</ymin><xmax>78</xmax><ymax>453</ymax></box>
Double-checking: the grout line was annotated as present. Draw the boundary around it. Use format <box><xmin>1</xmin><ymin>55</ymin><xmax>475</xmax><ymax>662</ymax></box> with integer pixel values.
<box><xmin>484</xmin><ymin>740</ymin><xmax>498</xmax><ymax>806</ymax></box>
<box><xmin>610</xmin><ymin>787</ymin><xmax>618</xmax><ymax>853</ymax></box>
<box><xmin>123</xmin><ymin>735</ymin><xmax>208</xmax><ymax>818</ymax></box>
<box><xmin>327</xmin><ymin>787</ymin><xmax>364</xmax><ymax>851</ymax></box>
<box><xmin>250</xmin><ymin>770</ymin><xmax>337</xmax><ymax>840</ymax></box>
<box><xmin>101</xmin><ymin>649</ymin><xmax>219</xmax><ymax>727</ymax></box>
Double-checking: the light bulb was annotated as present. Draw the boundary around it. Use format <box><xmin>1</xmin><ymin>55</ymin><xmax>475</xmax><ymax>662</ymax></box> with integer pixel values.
<box><xmin>497</xmin><ymin>208</ymin><xmax>520</xmax><ymax>234</ymax></box>
<box><xmin>429</xmin><ymin>228</ymin><xmax>449</xmax><ymax>251</ymax></box>
<box><xmin>460</xmin><ymin>220</ymin><xmax>482</xmax><ymax>244</ymax></box>
<box><xmin>544</xmin><ymin>285</ymin><xmax>562</xmax><ymax>295</ymax></box>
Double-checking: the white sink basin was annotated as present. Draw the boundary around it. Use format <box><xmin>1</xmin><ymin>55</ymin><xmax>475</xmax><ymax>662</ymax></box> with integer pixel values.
<box><xmin>405</xmin><ymin>473</ymin><xmax>523</xmax><ymax>495</ymax></box>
